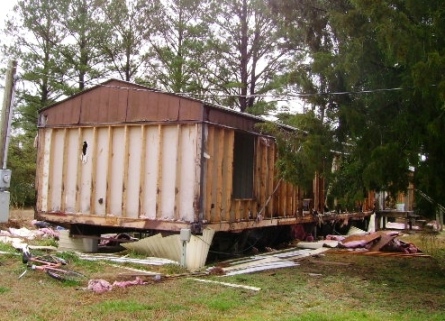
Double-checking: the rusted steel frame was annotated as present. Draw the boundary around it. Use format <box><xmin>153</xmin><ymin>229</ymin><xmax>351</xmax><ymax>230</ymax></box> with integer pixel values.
<box><xmin>37</xmin><ymin>213</ymin><xmax>193</xmax><ymax>232</ymax></box>
<box><xmin>36</xmin><ymin>211</ymin><xmax>373</xmax><ymax>233</ymax></box>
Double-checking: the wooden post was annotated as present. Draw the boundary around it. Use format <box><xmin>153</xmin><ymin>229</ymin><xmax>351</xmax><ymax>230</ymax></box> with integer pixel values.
<box><xmin>0</xmin><ymin>60</ymin><xmax>17</xmax><ymax>223</ymax></box>
<box><xmin>0</xmin><ymin>60</ymin><xmax>17</xmax><ymax>169</ymax></box>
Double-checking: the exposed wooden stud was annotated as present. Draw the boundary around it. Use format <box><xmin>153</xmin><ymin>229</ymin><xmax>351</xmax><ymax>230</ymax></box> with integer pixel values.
<box><xmin>259</xmin><ymin>139</ymin><xmax>267</xmax><ymax>216</ymax></box>
<box><xmin>267</xmin><ymin>141</ymin><xmax>275</xmax><ymax>217</ymax></box>
<box><xmin>234</xmin><ymin>199</ymin><xmax>241</xmax><ymax>222</ymax></box>
<box><xmin>215</xmin><ymin>128</ymin><xmax>225</xmax><ymax>222</ymax></box>
<box><xmin>223</xmin><ymin>130</ymin><xmax>234</xmax><ymax>222</ymax></box>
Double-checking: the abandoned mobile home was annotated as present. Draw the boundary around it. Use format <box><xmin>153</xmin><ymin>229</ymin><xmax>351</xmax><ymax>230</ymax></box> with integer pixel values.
<box><xmin>35</xmin><ymin>79</ymin><xmax>373</xmax><ymax>269</ymax></box>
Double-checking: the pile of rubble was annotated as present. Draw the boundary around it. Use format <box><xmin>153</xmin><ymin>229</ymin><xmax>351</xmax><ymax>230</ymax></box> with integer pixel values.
<box><xmin>297</xmin><ymin>225</ymin><xmax>425</xmax><ymax>256</ymax></box>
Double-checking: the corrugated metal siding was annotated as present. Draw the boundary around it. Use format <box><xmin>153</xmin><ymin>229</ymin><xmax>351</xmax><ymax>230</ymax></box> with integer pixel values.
<box><xmin>36</xmin><ymin>124</ymin><xmax>201</xmax><ymax>222</ymax></box>
<box><xmin>122</xmin><ymin>228</ymin><xmax>215</xmax><ymax>271</ymax></box>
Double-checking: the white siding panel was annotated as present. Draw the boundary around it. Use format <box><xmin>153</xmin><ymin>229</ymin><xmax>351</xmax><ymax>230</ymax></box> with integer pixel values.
<box><xmin>143</xmin><ymin>126</ymin><xmax>160</xmax><ymax>219</ymax></box>
<box><xmin>40</xmin><ymin>129</ymin><xmax>52</xmax><ymax>212</ymax></box>
<box><xmin>64</xmin><ymin>129</ymin><xmax>80</xmax><ymax>213</ymax></box>
<box><xmin>179</xmin><ymin>126</ymin><xmax>197</xmax><ymax>221</ymax></box>
<box><xmin>94</xmin><ymin>128</ymin><xmax>109</xmax><ymax>215</ymax></box>
<box><xmin>49</xmin><ymin>130</ymin><xmax>65</xmax><ymax>211</ymax></box>
<box><xmin>109</xmin><ymin>127</ymin><xmax>125</xmax><ymax>216</ymax></box>
<box><xmin>160</xmin><ymin>126</ymin><xmax>178</xmax><ymax>219</ymax></box>
<box><xmin>126</xmin><ymin>126</ymin><xmax>142</xmax><ymax>218</ymax></box>
<box><xmin>80</xmin><ymin>129</ymin><xmax>94</xmax><ymax>213</ymax></box>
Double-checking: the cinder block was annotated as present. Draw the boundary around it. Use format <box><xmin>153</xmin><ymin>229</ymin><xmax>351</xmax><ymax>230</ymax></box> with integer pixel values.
<box><xmin>58</xmin><ymin>230</ymin><xmax>98</xmax><ymax>252</ymax></box>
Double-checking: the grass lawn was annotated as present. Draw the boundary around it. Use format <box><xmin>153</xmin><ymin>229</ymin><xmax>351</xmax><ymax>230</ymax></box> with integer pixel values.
<box><xmin>1</xmin><ymin>209</ymin><xmax>444</xmax><ymax>321</ymax></box>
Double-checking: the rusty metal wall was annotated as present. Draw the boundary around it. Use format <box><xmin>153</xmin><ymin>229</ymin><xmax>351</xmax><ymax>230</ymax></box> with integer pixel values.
<box><xmin>36</xmin><ymin>124</ymin><xmax>202</xmax><ymax>223</ymax></box>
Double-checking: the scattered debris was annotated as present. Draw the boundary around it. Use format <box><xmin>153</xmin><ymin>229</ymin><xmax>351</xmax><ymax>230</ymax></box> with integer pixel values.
<box><xmin>87</xmin><ymin>276</ymin><xmax>149</xmax><ymax>293</ymax></box>
<box><xmin>298</xmin><ymin>226</ymin><xmax>425</xmax><ymax>257</ymax></box>
<box><xmin>207</xmin><ymin>248</ymin><xmax>330</xmax><ymax>277</ymax></box>
<box><xmin>78</xmin><ymin>253</ymin><xmax>178</xmax><ymax>266</ymax></box>
<box><xmin>189</xmin><ymin>278</ymin><xmax>261</xmax><ymax>292</ymax></box>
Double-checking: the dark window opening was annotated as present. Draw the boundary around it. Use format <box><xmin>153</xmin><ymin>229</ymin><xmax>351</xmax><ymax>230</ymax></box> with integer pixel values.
<box><xmin>232</xmin><ymin>132</ymin><xmax>255</xmax><ymax>199</ymax></box>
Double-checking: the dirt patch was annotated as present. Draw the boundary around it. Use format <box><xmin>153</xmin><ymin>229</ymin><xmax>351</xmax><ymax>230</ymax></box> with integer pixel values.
<box><xmin>0</xmin><ymin>208</ymin><xmax>35</xmax><ymax>230</ymax></box>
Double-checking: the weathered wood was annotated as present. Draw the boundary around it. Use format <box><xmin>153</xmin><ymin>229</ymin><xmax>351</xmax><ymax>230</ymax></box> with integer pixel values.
<box><xmin>216</xmin><ymin>129</ymin><xmax>225</xmax><ymax>222</ymax></box>
<box><xmin>223</xmin><ymin>130</ymin><xmax>234</xmax><ymax>222</ymax></box>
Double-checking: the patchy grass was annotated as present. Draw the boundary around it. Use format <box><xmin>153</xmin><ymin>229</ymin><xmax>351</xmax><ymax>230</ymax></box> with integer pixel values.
<box><xmin>1</xmin><ymin>239</ymin><xmax>444</xmax><ymax>321</ymax></box>
<box><xmin>1</xmin><ymin>209</ymin><xmax>445</xmax><ymax>320</ymax></box>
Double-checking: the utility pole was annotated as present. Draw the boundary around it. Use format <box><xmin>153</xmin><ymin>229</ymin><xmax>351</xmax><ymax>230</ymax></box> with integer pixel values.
<box><xmin>0</xmin><ymin>60</ymin><xmax>17</xmax><ymax>222</ymax></box>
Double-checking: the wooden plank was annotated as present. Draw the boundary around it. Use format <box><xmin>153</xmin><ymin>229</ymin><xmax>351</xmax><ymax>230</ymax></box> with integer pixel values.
<box><xmin>223</xmin><ymin>130</ymin><xmax>234</xmax><ymax>222</ymax></box>
<box><xmin>259</xmin><ymin>139</ymin><xmax>267</xmax><ymax>215</ymax></box>
<box><xmin>370</xmin><ymin>234</ymin><xmax>398</xmax><ymax>251</ymax></box>
<box><xmin>287</xmin><ymin>182</ymin><xmax>293</xmax><ymax>216</ymax></box>
<box><xmin>267</xmin><ymin>141</ymin><xmax>275</xmax><ymax>217</ymax></box>
<box><xmin>215</xmin><ymin>129</ymin><xmax>225</xmax><ymax>222</ymax></box>
<box><xmin>234</xmin><ymin>199</ymin><xmax>241</xmax><ymax>222</ymax></box>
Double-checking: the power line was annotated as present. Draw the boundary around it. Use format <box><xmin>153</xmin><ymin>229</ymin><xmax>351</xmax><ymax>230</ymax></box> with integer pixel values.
<box><xmin>16</xmin><ymin>70</ymin><xmax>408</xmax><ymax>102</ymax></box>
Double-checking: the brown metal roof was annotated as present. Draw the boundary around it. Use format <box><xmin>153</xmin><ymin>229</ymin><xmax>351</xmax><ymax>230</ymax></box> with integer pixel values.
<box><xmin>39</xmin><ymin>79</ymin><xmax>299</xmax><ymax>132</ymax></box>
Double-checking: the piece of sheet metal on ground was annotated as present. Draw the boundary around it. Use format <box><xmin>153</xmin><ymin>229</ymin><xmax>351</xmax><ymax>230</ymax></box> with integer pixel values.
<box><xmin>79</xmin><ymin>253</ymin><xmax>178</xmax><ymax>266</ymax></box>
<box><xmin>213</xmin><ymin>247</ymin><xmax>329</xmax><ymax>276</ymax></box>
